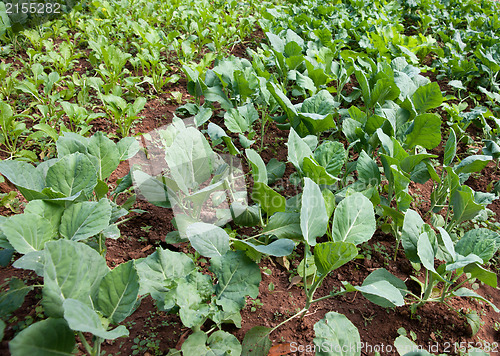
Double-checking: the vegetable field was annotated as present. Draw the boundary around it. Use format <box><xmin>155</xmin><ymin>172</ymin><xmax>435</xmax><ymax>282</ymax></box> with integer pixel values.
<box><xmin>1</xmin><ymin>0</ymin><xmax>500</xmax><ymax>354</ymax></box>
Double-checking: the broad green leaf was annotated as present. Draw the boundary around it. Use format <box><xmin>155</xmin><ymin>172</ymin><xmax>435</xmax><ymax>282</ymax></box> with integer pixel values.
<box><xmin>365</xmin><ymin>114</ymin><xmax>387</xmax><ymax>135</ymax></box>
<box><xmin>446</xmin><ymin>253</ymin><xmax>486</xmax><ymax>273</ymax></box>
<box><xmin>405</xmin><ymin>113</ymin><xmax>441</xmax><ymax>149</ymax></box>
<box><xmin>266</xmin><ymin>32</ymin><xmax>284</xmax><ymax>53</ymax></box>
<box><xmin>451</xmin><ymin>186</ymin><xmax>484</xmax><ymax>223</ymax></box>
<box><xmin>1</xmin><ymin>214</ymin><xmax>55</xmax><ymax>254</ymax></box>
<box><xmin>390</xmin><ymin>165</ymin><xmax>411</xmax><ymax>194</ymax></box>
<box><xmin>314</xmin><ymin>242</ymin><xmax>357</xmax><ymax>276</ymax></box>
<box><xmin>313</xmin><ymin>311</ymin><xmax>361</xmax><ymax>356</ymax></box>
<box><xmin>239</xmin><ymin>134</ymin><xmax>255</xmax><ymax>149</ymax></box>
<box><xmin>348</xmin><ymin>106</ymin><xmax>367</xmax><ymax>124</ymax></box>
<box><xmin>266</xmin><ymin>158</ymin><xmax>286</xmax><ymax>184</ymax></box>
<box><xmin>0</xmin><ymin>248</ymin><xmax>13</xmax><ymax>267</ymax></box>
<box><xmin>301</xmin><ymin>90</ymin><xmax>338</xmax><ymax>115</ymax></box>
<box><xmin>454</xmin><ymin>155</ymin><xmax>492</xmax><ymax>174</ymax></box>
<box><xmin>464</xmin><ymin>264</ymin><xmax>497</xmax><ymax>288</ymax></box>
<box><xmin>287</xmin><ymin>128</ymin><xmax>313</xmax><ymax>171</ymax></box>
<box><xmin>483</xmin><ymin>140</ymin><xmax>500</xmax><ymax>160</ymax></box>
<box><xmin>300</xmin><ymin>178</ymin><xmax>328</xmax><ymax>246</ymax></box>
<box><xmin>357</xmin><ymin>150</ymin><xmax>380</xmax><ymax>186</ymax></box>
<box><xmin>354</xmin><ymin>66</ymin><xmax>371</xmax><ymax>107</ymax></box>
<box><xmin>394</xmin><ymin>72</ymin><xmax>418</xmax><ymax>100</ymax></box>
<box><xmin>444</xmin><ymin>130</ymin><xmax>457</xmax><ymax>166</ymax></box>
<box><xmin>164</xmin><ymin>127</ymin><xmax>215</xmax><ymax>194</ymax></box>
<box><xmin>401</xmin><ymin>209</ymin><xmax>424</xmax><ymax>263</ymax></box>
<box><xmin>303</xmin><ymin>157</ymin><xmax>337</xmax><ymax>186</ymax></box>
<box><xmin>0</xmin><ymin>278</ymin><xmax>33</xmax><ymax>318</ymax></box>
<box><xmin>267</xmin><ymin>82</ymin><xmax>298</xmax><ymax>125</ymax></box>
<box><xmin>252</xmin><ymin>182</ymin><xmax>286</xmax><ymax>216</ymax></box>
<box><xmin>182</xmin><ymin>330</ymin><xmax>242</xmax><ymax>356</ymax></box>
<box><xmin>96</xmin><ymin>260</ymin><xmax>139</xmax><ymax>324</ymax></box>
<box><xmin>455</xmin><ymin>228</ymin><xmax>499</xmax><ymax>263</ymax></box>
<box><xmin>225</xmin><ymin>108</ymin><xmax>249</xmax><ymax>134</ymax></box>
<box><xmin>241</xmin><ymin>326</ymin><xmax>272</xmax><ymax>356</ymax></box>
<box><xmin>449</xmin><ymin>80</ymin><xmax>466</xmax><ymax>90</ymax></box>
<box><xmin>203</xmin><ymin>86</ymin><xmax>232</xmax><ymax>110</ymax></box>
<box><xmin>0</xmin><ymin>160</ymin><xmax>45</xmax><ymax>200</ymax></box>
<box><xmin>12</xmin><ymin>250</ymin><xmax>44</xmax><ymax>276</ymax></box>
<box><xmin>412</xmin><ymin>82</ymin><xmax>443</xmax><ymax>114</ymax></box>
<box><xmin>263</xmin><ymin>212</ymin><xmax>302</xmax><ymax>239</ymax></box>
<box><xmin>174</xmin><ymin>277</ymin><xmax>211</xmax><ymax>328</ymax></box>
<box><xmin>246</xmin><ymin>149</ymin><xmax>268</xmax><ymax>184</ymax></box>
<box><xmin>296</xmin><ymin>72</ymin><xmax>316</xmax><ymax>95</ymax></box>
<box><xmin>135</xmin><ymin>248</ymin><xmax>196</xmax><ymax>309</ymax></box>
<box><xmin>186</xmin><ymin>222</ymin><xmax>230</xmax><ymax>258</ymax></box>
<box><xmin>207</xmin><ymin>330</ymin><xmax>242</xmax><ymax>354</ymax></box>
<box><xmin>417</xmin><ymin>232</ymin><xmax>436</xmax><ymax>273</ymax></box>
<box><xmin>94</xmin><ymin>179</ymin><xmax>109</xmax><ymax>200</ymax></box>
<box><xmin>24</xmin><ymin>200</ymin><xmax>64</xmax><ymax>231</ymax></box>
<box><xmin>358</xmin><ymin>268</ymin><xmax>407</xmax><ymax>308</ymax></box>
<box><xmin>369</xmin><ymin>78</ymin><xmax>400</xmax><ymax>108</ymax></box>
<box><xmin>131</xmin><ymin>170</ymin><xmax>171</xmax><ymax>208</ymax></box>
<box><xmin>56</xmin><ymin>132</ymin><xmax>89</xmax><ymax>157</ymax></box>
<box><xmin>230</xmin><ymin>202</ymin><xmax>260</xmax><ymax>227</ymax></box>
<box><xmin>465</xmin><ymin>311</ymin><xmax>482</xmax><ymax>337</ymax></box>
<box><xmin>63</xmin><ymin>299</ymin><xmax>128</xmax><ymax>339</ymax></box>
<box><xmin>314</xmin><ymin>141</ymin><xmax>345</xmax><ymax>176</ymax></box>
<box><xmin>117</xmin><ymin>137</ymin><xmax>140</xmax><ymax>161</ymax></box>
<box><xmin>45</xmin><ymin>153</ymin><xmax>97</xmax><ymax>199</ymax></box>
<box><xmin>88</xmin><ymin>132</ymin><xmax>120</xmax><ymax>180</ymax></box>
<box><xmin>224</xmin><ymin>104</ymin><xmax>258</xmax><ymax>134</ymax></box>
<box><xmin>322</xmin><ymin>189</ymin><xmax>336</xmax><ymax>219</ymax></box>
<box><xmin>210</xmin><ymin>251</ymin><xmax>261</xmax><ymax>308</ymax></box>
<box><xmin>400</xmin><ymin>154</ymin><xmax>437</xmax><ymax>174</ymax></box>
<box><xmin>239</xmin><ymin>239</ymin><xmax>295</xmax><ymax>257</ymax></box>
<box><xmin>297</xmin><ymin>112</ymin><xmax>336</xmax><ymax>136</ymax></box>
<box><xmin>298</xmin><ymin>255</ymin><xmax>316</xmax><ymax>278</ymax></box>
<box><xmin>437</xmin><ymin>227</ymin><xmax>455</xmax><ymax>260</ymax></box>
<box><xmin>452</xmin><ymin>288</ymin><xmax>499</xmax><ymax>312</ymax></box>
<box><xmin>43</xmin><ymin>240</ymin><xmax>109</xmax><ymax>317</ymax></box>
<box><xmin>9</xmin><ymin>318</ymin><xmax>75</xmax><ymax>356</ymax></box>
<box><xmin>59</xmin><ymin>199</ymin><xmax>112</xmax><ymax>241</ymax></box>
<box><xmin>356</xmin><ymin>280</ymin><xmax>405</xmax><ymax>307</ymax></box>
<box><xmin>394</xmin><ymin>336</ymin><xmax>432</xmax><ymax>356</ymax></box>
<box><xmin>331</xmin><ymin>193</ymin><xmax>375</xmax><ymax>245</ymax></box>
<box><xmin>194</xmin><ymin>106</ymin><xmax>213</xmax><ymax>127</ymax></box>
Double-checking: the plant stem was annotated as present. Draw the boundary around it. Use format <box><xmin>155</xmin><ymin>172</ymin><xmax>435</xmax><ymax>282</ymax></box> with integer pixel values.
<box><xmin>259</xmin><ymin>110</ymin><xmax>267</xmax><ymax>153</ymax></box>
<box><xmin>78</xmin><ymin>331</ymin><xmax>93</xmax><ymax>355</ymax></box>
<box><xmin>310</xmin><ymin>289</ymin><xmax>348</xmax><ymax>304</ymax></box>
<box><xmin>268</xmin><ymin>308</ymin><xmax>307</xmax><ymax>335</ymax></box>
<box><xmin>92</xmin><ymin>337</ymin><xmax>102</xmax><ymax>356</ymax></box>
<box><xmin>449</xmin><ymin>277</ymin><xmax>473</xmax><ymax>294</ymax></box>
<box><xmin>393</xmin><ymin>233</ymin><xmax>400</xmax><ymax>261</ymax></box>
<box><xmin>421</xmin><ymin>271</ymin><xmax>435</xmax><ymax>304</ymax></box>
<box><xmin>303</xmin><ymin>244</ymin><xmax>310</xmax><ymax>300</ymax></box>
<box><xmin>440</xmin><ymin>282</ymin><xmax>451</xmax><ymax>303</ymax></box>
<box><xmin>304</xmin><ymin>274</ymin><xmax>325</xmax><ymax>311</ymax></box>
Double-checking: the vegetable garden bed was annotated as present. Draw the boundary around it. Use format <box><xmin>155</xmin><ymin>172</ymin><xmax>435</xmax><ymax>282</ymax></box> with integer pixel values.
<box><xmin>1</xmin><ymin>0</ymin><xmax>500</xmax><ymax>355</ymax></box>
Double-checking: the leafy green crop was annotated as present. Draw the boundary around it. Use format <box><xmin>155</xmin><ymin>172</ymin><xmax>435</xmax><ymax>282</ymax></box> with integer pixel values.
<box><xmin>0</xmin><ymin>131</ymin><xmax>139</xmax><ymax>257</ymax></box>
<box><xmin>8</xmin><ymin>239</ymin><xmax>140</xmax><ymax>356</ymax></box>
